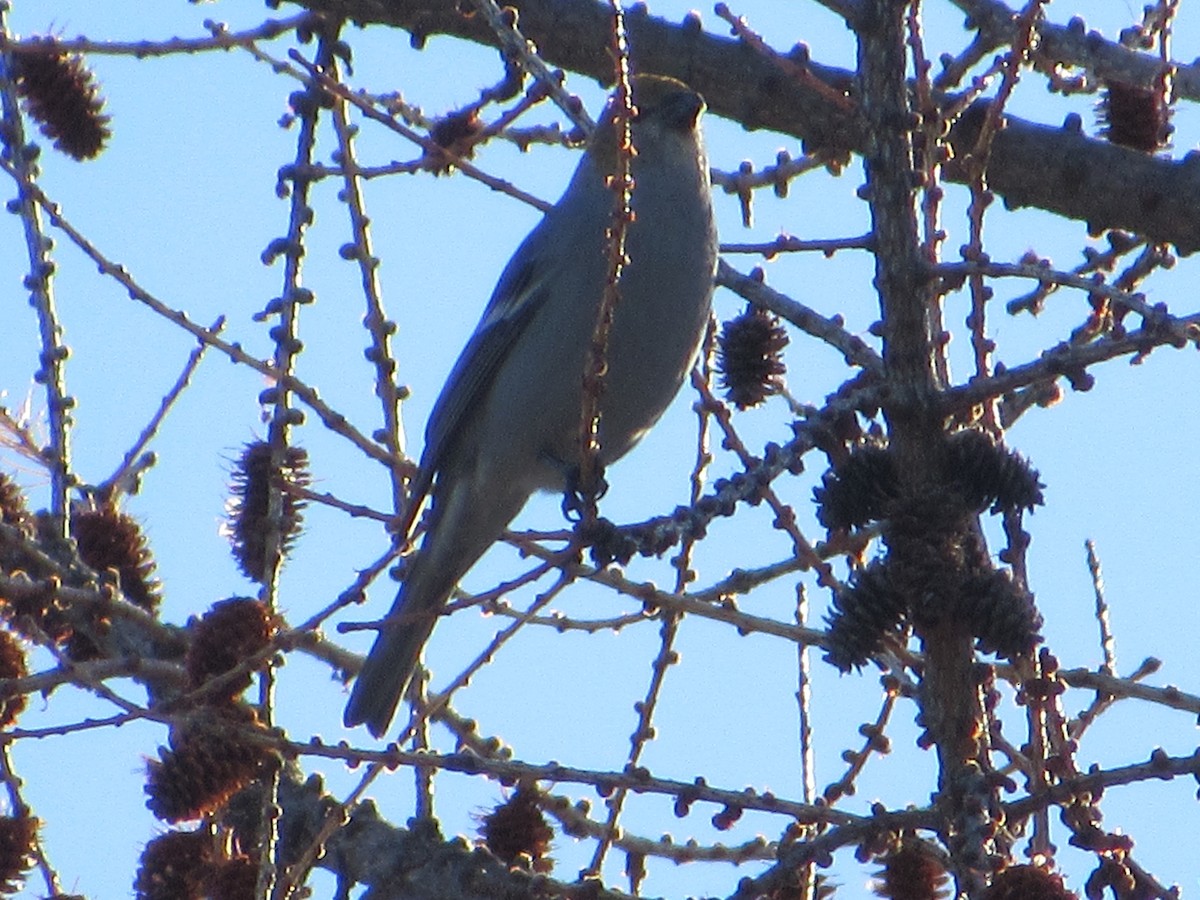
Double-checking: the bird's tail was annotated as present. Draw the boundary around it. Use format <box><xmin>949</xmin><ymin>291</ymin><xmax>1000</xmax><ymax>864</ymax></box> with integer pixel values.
<box><xmin>343</xmin><ymin>578</ymin><xmax>440</xmax><ymax>737</ymax></box>
<box><xmin>343</xmin><ymin>475</ymin><xmax>530</xmax><ymax>737</ymax></box>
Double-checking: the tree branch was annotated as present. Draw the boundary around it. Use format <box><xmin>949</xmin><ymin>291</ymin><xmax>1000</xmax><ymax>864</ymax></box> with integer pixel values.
<box><xmin>292</xmin><ymin>0</ymin><xmax>1200</xmax><ymax>251</ymax></box>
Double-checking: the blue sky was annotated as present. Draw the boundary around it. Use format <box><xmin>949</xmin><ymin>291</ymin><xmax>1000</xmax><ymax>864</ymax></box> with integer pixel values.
<box><xmin>3</xmin><ymin>1</ymin><xmax>1200</xmax><ymax>897</ymax></box>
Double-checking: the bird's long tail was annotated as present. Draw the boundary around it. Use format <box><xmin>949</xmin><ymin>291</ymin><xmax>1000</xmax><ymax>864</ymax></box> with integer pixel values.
<box><xmin>342</xmin><ymin>578</ymin><xmax>441</xmax><ymax>738</ymax></box>
<box><xmin>343</xmin><ymin>477</ymin><xmax>527</xmax><ymax>737</ymax></box>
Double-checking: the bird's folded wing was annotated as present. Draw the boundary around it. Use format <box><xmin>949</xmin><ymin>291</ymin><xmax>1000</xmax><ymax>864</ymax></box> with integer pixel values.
<box><xmin>420</xmin><ymin>254</ymin><xmax>550</xmax><ymax>483</ymax></box>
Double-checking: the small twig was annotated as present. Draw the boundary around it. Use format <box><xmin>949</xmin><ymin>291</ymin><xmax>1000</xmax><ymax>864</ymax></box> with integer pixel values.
<box><xmin>411</xmin><ymin>667</ymin><xmax>435</xmax><ymax>822</ymax></box>
<box><xmin>820</xmin><ymin>680</ymin><xmax>898</xmax><ymax>804</ymax></box>
<box><xmin>714</xmin><ymin>3</ymin><xmax>856</xmax><ymax>111</ymax></box>
<box><xmin>515</xmin><ymin>539</ymin><xmax>830</xmax><ymax>648</ymax></box>
<box><xmin>1058</xmin><ymin>659</ymin><xmax>1200</xmax><ymax>715</ymax></box>
<box><xmin>793</xmin><ymin>582</ymin><xmax>818</xmax><ymax>900</ymax></box>
<box><xmin>720</xmin><ymin>232</ymin><xmax>874</xmax><ymax>257</ymax></box>
<box><xmin>298</xmin><ymin>734</ymin><xmax>867</xmax><ymax>826</ymax></box>
<box><xmin>0</xmin><ymin>708</ymin><xmax>150</xmax><ymax>740</ymax></box>
<box><xmin>329</xmin><ymin>70</ymin><xmax>408</xmax><ymax>516</ymax></box>
<box><xmin>98</xmin><ymin>317</ymin><xmax>224</xmax><ymax>498</ymax></box>
<box><xmin>466</xmin><ymin>0</ymin><xmax>594</xmax><ymax>133</ymax></box>
<box><xmin>5</xmin><ymin>14</ymin><xmax>313</xmax><ymax>59</ymax></box>
<box><xmin>264</xmin><ymin>24</ymin><xmax>352</xmax><ymax>898</ymax></box>
<box><xmin>1086</xmin><ymin>539</ymin><xmax>1116</xmax><ymax>676</ymax></box>
<box><xmin>1005</xmin><ymin>746</ymin><xmax>1200</xmax><ymax>821</ymax></box>
<box><xmin>282</xmin><ymin>483</ymin><xmax>392</xmax><ymax>524</ymax></box>
<box><xmin>934</xmin><ymin>30</ymin><xmax>999</xmax><ymax>91</ymax></box>
<box><xmin>0</xmin><ymin>656</ymin><xmax>185</xmax><ymax>701</ymax></box>
<box><xmin>943</xmin><ymin>315</ymin><xmax>1200</xmax><ymax>413</ymax></box>
<box><xmin>0</xmin><ymin>11</ymin><xmax>72</xmax><ymax>526</ymax></box>
<box><xmin>1068</xmin><ymin>658</ymin><xmax>1161</xmax><ymax>743</ymax></box>
<box><xmin>711</xmin><ymin>151</ymin><xmax>839</xmax><ymax>226</ymax></box>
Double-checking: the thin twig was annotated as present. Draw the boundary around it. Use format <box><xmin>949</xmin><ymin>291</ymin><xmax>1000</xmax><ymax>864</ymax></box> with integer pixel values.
<box><xmin>99</xmin><ymin>317</ymin><xmax>224</xmax><ymax>498</ymax></box>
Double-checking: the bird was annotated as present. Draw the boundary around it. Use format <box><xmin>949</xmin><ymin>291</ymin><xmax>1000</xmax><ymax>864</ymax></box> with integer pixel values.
<box><xmin>344</xmin><ymin>74</ymin><xmax>718</xmax><ymax>736</ymax></box>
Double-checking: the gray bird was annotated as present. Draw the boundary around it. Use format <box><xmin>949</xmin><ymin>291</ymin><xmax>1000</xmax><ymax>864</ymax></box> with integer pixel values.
<box><xmin>344</xmin><ymin>75</ymin><xmax>718</xmax><ymax>736</ymax></box>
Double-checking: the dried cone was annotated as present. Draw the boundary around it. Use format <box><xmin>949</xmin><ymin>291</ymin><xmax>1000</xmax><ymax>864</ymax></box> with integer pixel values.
<box><xmin>960</xmin><ymin>568</ymin><xmax>1043</xmax><ymax>661</ymax></box>
<box><xmin>10</xmin><ymin>41</ymin><xmax>111</xmax><ymax>160</ymax></box>
<box><xmin>814</xmin><ymin>443</ymin><xmax>899</xmax><ymax>530</ymax></box>
<box><xmin>186</xmin><ymin>598</ymin><xmax>275</xmax><ymax>702</ymax></box>
<box><xmin>943</xmin><ymin>431</ymin><xmax>1043</xmax><ymax>515</ymax></box>
<box><xmin>134</xmin><ymin>830</ymin><xmax>212</xmax><ymax>900</ymax></box>
<box><xmin>873</xmin><ymin>842</ymin><xmax>949</xmax><ymax>899</ymax></box>
<box><xmin>716</xmin><ymin>304</ymin><xmax>789</xmax><ymax>409</ymax></box>
<box><xmin>0</xmin><ymin>815</ymin><xmax>37</xmax><ymax>895</ymax></box>
<box><xmin>0</xmin><ymin>475</ymin><xmax>32</xmax><ymax>534</ymax></box>
<box><xmin>0</xmin><ymin>476</ymin><xmax>43</xmax><ymax>633</ymax></box>
<box><xmin>824</xmin><ymin>562</ymin><xmax>907</xmax><ymax>671</ymax></box>
<box><xmin>0</xmin><ymin>630</ymin><xmax>28</xmax><ymax>728</ymax></box>
<box><xmin>72</xmin><ymin>505</ymin><xmax>162</xmax><ymax>613</ymax></box>
<box><xmin>204</xmin><ymin>856</ymin><xmax>257</xmax><ymax>900</ymax></box>
<box><xmin>0</xmin><ymin>575</ymin><xmax>70</xmax><ymax>649</ymax></box>
<box><xmin>479</xmin><ymin>786</ymin><xmax>553</xmax><ymax>872</ymax></box>
<box><xmin>145</xmin><ymin>708</ymin><xmax>279</xmax><ymax>823</ymax></box>
<box><xmin>981</xmin><ymin>864</ymin><xmax>1076</xmax><ymax>900</ymax></box>
<box><xmin>426</xmin><ymin>108</ymin><xmax>484</xmax><ymax>172</ymax></box>
<box><xmin>226</xmin><ymin>442</ymin><xmax>309</xmax><ymax>583</ymax></box>
<box><xmin>1098</xmin><ymin>78</ymin><xmax>1172</xmax><ymax>153</ymax></box>
<box><xmin>0</xmin><ymin>509</ymin><xmax>97</xmax><ymax>654</ymax></box>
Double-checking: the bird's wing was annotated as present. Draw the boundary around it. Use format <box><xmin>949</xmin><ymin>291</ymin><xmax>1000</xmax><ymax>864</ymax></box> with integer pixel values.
<box><xmin>390</xmin><ymin>211</ymin><xmax>561</xmax><ymax>543</ymax></box>
<box><xmin>420</xmin><ymin>245</ymin><xmax>552</xmax><ymax>482</ymax></box>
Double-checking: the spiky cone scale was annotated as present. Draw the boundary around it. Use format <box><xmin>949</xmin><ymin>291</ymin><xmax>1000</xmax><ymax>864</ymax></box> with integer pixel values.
<box><xmin>10</xmin><ymin>42</ymin><xmax>111</xmax><ymax>161</ymax></box>
<box><xmin>185</xmin><ymin>597</ymin><xmax>275</xmax><ymax>703</ymax></box>
<box><xmin>872</xmin><ymin>843</ymin><xmax>949</xmax><ymax>899</ymax></box>
<box><xmin>425</xmin><ymin>108</ymin><xmax>485</xmax><ymax>173</ymax></box>
<box><xmin>0</xmin><ymin>479</ymin><xmax>55</xmax><ymax>640</ymax></box>
<box><xmin>0</xmin><ymin>576</ymin><xmax>70</xmax><ymax>649</ymax></box>
<box><xmin>41</xmin><ymin>513</ymin><xmax>110</xmax><ymax>657</ymax></box>
<box><xmin>0</xmin><ymin>815</ymin><xmax>37</xmax><ymax>895</ymax></box>
<box><xmin>814</xmin><ymin>443</ymin><xmax>899</xmax><ymax>530</ymax></box>
<box><xmin>0</xmin><ymin>475</ymin><xmax>31</xmax><ymax>534</ymax></box>
<box><xmin>479</xmin><ymin>786</ymin><xmax>554</xmax><ymax>871</ymax></box>
<box><xmin>980</xmin><ymin>865</ymin><xmax>1077</xmax><ymax>900</ymax></box>
<box><xmin>203</xmin><ymin>856</ymin><xmax>257</xmax><ymax>900</ymax></box>
<box><xmin>71</xmin><ymin>506</ymin><xmax>162</xmax><ymax>613</ymax></box>
<box><xmin>226</xmin><ymin>442</ymin><xmax>309</xmax><ymax>583</ymax></box>
<box><xmin>959</xmin><ymin>569</ymin><xmax>1043</xmax><ymax>660</ymax></box>
<box><xmin>0</xmin><ymin>629</ymin><xmax>28</xmax><ymax>728</ymax></box>
<box><xmin>144</xmin><ymin>709</ymin><xmax>279</xmax><ymax>823</ymax></box>
<box><xmin>716</xmin><ymin>303</ymin><xmax>789</xmax><ymax>409</ymax></box>
<box><xmin>134</xmin><ymin>830</ymin><xmax>213</xmax><ymax>900</ymax></box>
<box><xmin>943</xmin><ymin>431</ymin><xmax>1044</xmax><ymax>515</ymax></box>
<box><xmin>1098</xmin><ymin>79</ymin><xmax>1172</xmax><ymax>153</ymax></box>
<box><xmin>824</xmin><ymin>562</ymin><xmax>907</xmax><ymax>671</ymax></box>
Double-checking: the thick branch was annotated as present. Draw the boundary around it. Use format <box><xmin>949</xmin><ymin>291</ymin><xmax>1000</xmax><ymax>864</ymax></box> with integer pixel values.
<box><xmin>948</xmin><ymin>104</ymin><xmax>1200</xmax><ymax>254</ymax></box>
<box><xmin>294</xmin><ymin>0</ymin><xmax>1200</xmax><ymax>252</ymax></box>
